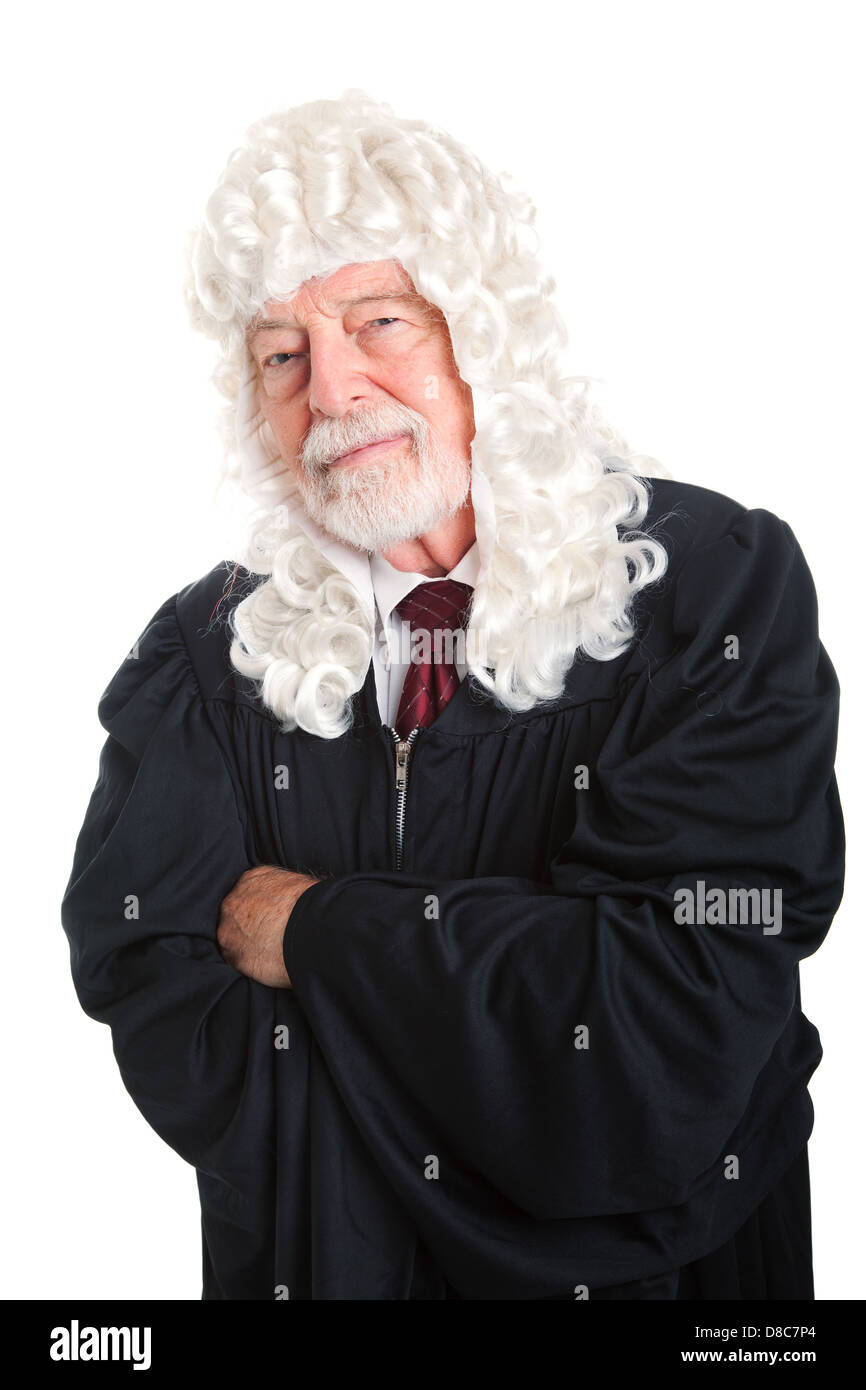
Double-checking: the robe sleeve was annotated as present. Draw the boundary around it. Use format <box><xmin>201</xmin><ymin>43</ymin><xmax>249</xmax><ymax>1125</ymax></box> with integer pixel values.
<box><xmin>60</xmin><ymin>593</ymin><xmax>272</xmax><ymax>1185</ymax></box>
<box><xmin>284</xmin><ymin>506</ymin><xmax>845</xmax><ymax>1224</ymax></box>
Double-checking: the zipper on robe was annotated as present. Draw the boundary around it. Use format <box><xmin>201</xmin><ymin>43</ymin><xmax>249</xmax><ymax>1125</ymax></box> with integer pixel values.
<box><xmin>387</xmin><ymin>726</ymin><xmax>421</xmax><ymax>870</ymax></box>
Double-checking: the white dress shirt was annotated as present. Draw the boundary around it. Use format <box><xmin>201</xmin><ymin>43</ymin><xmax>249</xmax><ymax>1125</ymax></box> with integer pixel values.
<box><xmin>369</xmin><ymin>541</ymin><xmax>481</xmax><ymax>729</ymax></box>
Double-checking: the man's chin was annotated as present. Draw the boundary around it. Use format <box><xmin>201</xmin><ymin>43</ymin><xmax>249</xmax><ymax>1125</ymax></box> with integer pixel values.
<box><xmin>315</xmin><ymin>512</ymin><xmax>424</xmax><ymax>552</ymax></box>
<box><xmin>296</xmin><ymin>459</ymin><xmax>471</xmax><ymax>554</ymax></box>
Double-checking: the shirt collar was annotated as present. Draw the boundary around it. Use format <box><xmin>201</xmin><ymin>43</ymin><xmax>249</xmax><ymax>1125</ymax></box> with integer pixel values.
<box><xmin>370</xmin><ymin>540</ymin><xmax>480</xmax><ymax>630</ymax></box>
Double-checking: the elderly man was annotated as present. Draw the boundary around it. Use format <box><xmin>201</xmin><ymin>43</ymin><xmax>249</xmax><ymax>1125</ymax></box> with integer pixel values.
<box><xmin>61</xmin><ymin>90</ymin><xmax>844</xmax><ymax>1301</ymax></box>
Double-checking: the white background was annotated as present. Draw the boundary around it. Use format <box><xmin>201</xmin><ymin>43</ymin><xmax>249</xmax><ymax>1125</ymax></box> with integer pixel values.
<box><xmin>2</xmin><ymin>0</ymin><xmax>861</xmax><ymax>1300</ymax></box>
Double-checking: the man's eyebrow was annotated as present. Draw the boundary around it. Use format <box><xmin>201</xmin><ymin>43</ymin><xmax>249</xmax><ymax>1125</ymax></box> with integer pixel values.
<box><xmin>248</xmin><ymin>291</ymin><xmax>427</xmax><ymax>336</ymax></box>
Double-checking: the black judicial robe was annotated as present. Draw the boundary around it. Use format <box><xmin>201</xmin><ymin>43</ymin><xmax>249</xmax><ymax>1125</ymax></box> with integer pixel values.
<box><xmin>60</xmin><ymin>477</ymin><xmax>845</xmax><ymax>1300</ymax></box>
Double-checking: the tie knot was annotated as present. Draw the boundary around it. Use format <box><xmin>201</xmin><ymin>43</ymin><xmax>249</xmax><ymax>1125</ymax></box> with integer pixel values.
<box><xmin>394</xmin><ymin>580</ymin><xmax>473</xmax><ymax>634</ymax></box>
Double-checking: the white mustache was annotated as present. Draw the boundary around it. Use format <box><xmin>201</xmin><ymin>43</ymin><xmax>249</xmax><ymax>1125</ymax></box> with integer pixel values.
<box><xmin>300</xmin><ymin>408</ymin><xmax>425</xmax><ymax>473</ymax></box>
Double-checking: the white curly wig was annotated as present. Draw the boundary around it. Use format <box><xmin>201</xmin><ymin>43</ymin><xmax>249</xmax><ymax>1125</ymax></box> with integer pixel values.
<box><xmin>183</xmin><ymin>88</ymin><xmax>671</xmax><ymax>740</ymax></box>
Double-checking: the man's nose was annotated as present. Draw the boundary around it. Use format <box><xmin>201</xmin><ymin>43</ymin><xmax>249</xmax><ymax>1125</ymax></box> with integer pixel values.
<box><xmin>307</xmin><ymin>332</ymin><xmax>375</xmax><ymax>417</ymax></box>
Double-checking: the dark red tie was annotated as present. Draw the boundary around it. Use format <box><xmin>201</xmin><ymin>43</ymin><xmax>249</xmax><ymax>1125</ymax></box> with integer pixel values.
<box><xmin>393</xmin><ymin>580</ymin><xmax>473</xmax><ymax>738</ymax></box>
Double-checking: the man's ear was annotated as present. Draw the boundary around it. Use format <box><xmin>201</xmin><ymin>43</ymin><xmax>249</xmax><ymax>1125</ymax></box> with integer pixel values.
<box><xmin>458</xmin><ymin>375</ymin><xmax>476</xmax><ymax>430</ymax></box>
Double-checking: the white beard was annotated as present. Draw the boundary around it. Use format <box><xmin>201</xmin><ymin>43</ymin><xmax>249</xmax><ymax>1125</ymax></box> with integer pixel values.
<box><xmin>295</xmin><ymin>405</ymin><xmax>471</xmax><ymax>553</ymax></box>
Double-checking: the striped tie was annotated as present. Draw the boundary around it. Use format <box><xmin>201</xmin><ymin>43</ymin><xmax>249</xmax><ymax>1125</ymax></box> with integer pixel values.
<box><xmin>393</xmin><ymin>580</ymin><xmax>474</xmax><ymax>738</ymax></box>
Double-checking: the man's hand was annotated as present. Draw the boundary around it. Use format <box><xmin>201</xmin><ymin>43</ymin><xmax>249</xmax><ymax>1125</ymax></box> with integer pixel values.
<box><xmin>217</xmin><ymin>866</ymin><xmax>320</xmax><ymax>988</ymax></box>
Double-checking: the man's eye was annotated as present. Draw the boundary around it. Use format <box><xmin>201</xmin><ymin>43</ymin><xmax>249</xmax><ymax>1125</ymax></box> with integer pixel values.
<box><xmin>368</xmin><ymin>317</ymin><xmax>399</xmax><ymax>328</ymax></box>
<box><xmin>263</xmin><ymin>352</ymin><xmax>304</xmax><ymax>369</ymax></box>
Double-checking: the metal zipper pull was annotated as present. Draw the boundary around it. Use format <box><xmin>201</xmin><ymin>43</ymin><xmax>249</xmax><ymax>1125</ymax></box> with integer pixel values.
<box><xmin>395</xmin><ymin>738</ymin><xmax>412</xmax><ymax>791</ymax></box>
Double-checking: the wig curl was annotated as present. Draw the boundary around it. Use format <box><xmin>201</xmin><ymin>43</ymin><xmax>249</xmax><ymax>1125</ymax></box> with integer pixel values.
<box><xmin>184</xmin><ymin>89</ymin><xmax>671</xmax><ymax>739</ymax></box>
